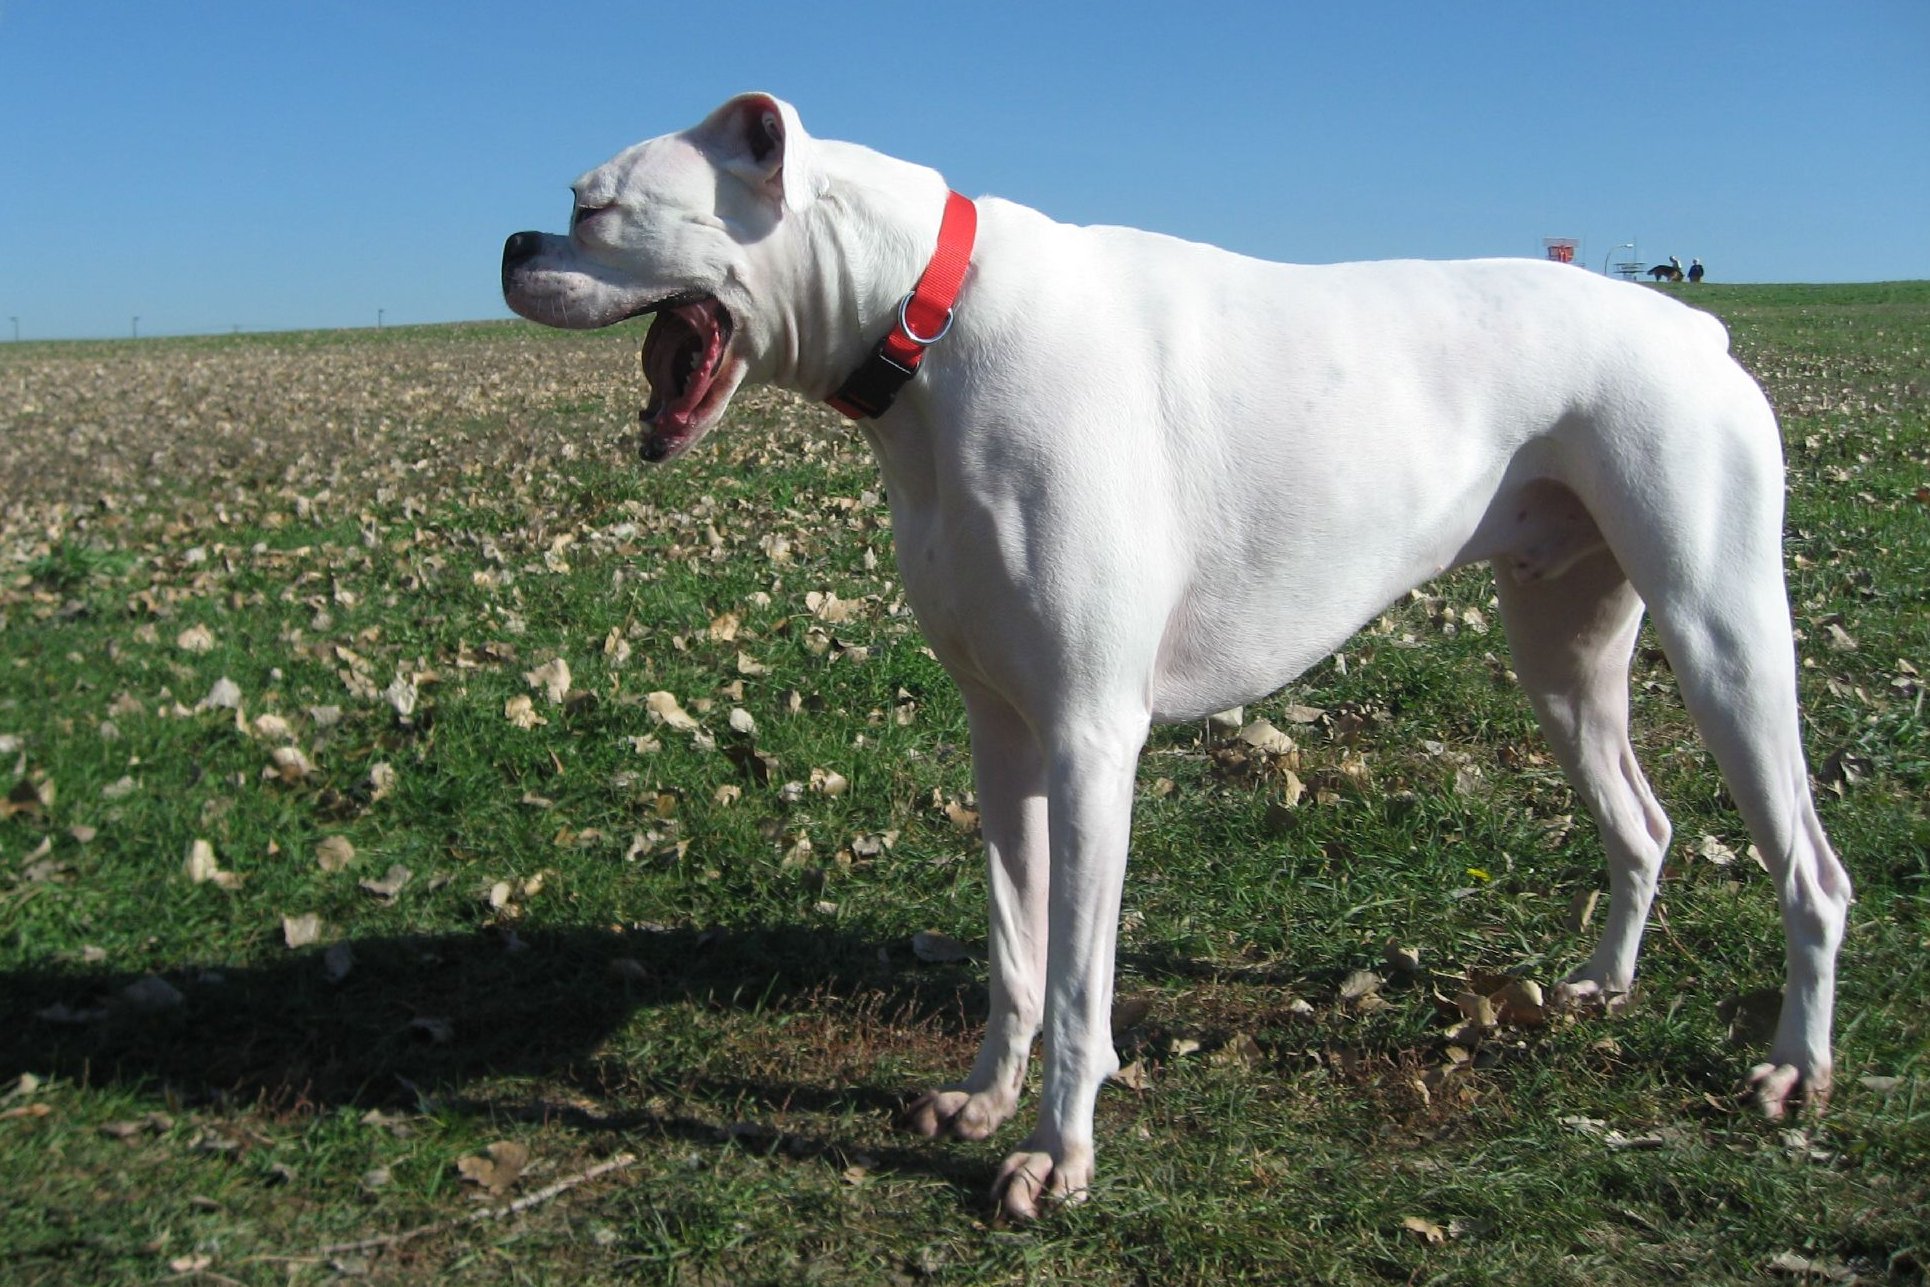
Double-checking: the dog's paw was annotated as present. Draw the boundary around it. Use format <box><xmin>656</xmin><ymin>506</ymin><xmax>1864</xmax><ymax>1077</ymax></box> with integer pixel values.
<box><xmin>901</xmin><ymin>1088</ymin><xmax>1014</xmax><ymax>1141</ymax></box>
<box><xmin>1746</xmin><ymin>1060</ymin><xmax>1831</xmax><ymax>1120</ymax></box>
<box><xmin>993</xmin><ymin>1145</ymin><xmax>1092</xmax><ymax>1222</ymax></box>
<box><xmin>1552</xmin><ymin>975</ymin><xmax>1633</xmax><ymax>1014</ymax></box>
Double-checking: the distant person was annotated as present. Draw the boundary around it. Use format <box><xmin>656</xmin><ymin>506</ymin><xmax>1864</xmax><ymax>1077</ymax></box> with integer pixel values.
<box><xmin>1688</xmin><ymin>258</ymin><xmax>1705</xmax><ymax>283</ymax></box>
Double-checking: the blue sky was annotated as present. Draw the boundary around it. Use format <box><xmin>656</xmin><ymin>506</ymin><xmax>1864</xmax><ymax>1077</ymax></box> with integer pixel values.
<box><xmin>3</xmin><ymin>1</ymin><xmax>1926</xmax><ymax>339</ymax></box>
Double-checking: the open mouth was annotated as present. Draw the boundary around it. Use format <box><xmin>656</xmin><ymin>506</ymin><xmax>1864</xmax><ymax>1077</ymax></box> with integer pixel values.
<box><xmin>638</xmin><ymin>295</ymin><xmax>736</xmax><ymax>462</ymax></box>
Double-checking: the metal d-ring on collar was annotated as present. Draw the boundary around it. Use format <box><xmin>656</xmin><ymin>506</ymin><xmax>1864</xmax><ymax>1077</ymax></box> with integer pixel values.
<box><xmin>896</xmin><ymin>292</ymin><xmax>955</xmax><ymax>346</ymax></box>
<box><xmin>826</xmin><ymin>189</ymin><xmax>977</xmax><ymax>420</ymax></box>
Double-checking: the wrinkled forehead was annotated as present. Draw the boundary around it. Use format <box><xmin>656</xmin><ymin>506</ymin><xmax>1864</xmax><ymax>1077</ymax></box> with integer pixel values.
<box><xmin>572</xmin><ymin>131</ymin><xmax>712</xmax><ymax>207</ymax></box>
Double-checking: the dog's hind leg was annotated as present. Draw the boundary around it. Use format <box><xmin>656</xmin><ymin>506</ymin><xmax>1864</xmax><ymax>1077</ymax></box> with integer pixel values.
<box><xmin>1493</xmin><ymin>545</ymin><xmax>1671</xmax><ymax>1003</ymax></box>
<box><xmin>1578</xmin><ymin>389</ymin><xmax>1851</xmax><ymax>1117</ymax></box>
<box><xmin>904</xmin><ymin>685</ymin><xmax>1047</xmax><ymax>1142</ymax></box>
<box><xmin>1640</xmin><ymin>554</ymin><xmax>1851</xmax><ymax>1117</ymax></box>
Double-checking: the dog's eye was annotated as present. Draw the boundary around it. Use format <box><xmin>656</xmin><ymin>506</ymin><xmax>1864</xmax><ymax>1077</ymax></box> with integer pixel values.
<box><xmin>572</xmin><ymin>202</ymin><xmax>613</xmax><ymax>231</ymax></box>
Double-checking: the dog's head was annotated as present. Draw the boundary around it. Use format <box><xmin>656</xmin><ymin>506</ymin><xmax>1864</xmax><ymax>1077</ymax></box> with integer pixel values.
<box><xmin>502</xmin><ymin>92</ymin><xmax>819</xmax><ymax>462</ymax></box>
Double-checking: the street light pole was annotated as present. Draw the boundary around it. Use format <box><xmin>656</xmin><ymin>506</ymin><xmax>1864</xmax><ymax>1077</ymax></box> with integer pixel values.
<box><xmin>1602</xmin><ymin>243</ymin><xmax>1635</xmax><ymax>277</ymax></box>
<box><xmin>132</xmin><ymin>316</ymin><xmax>140</xmax><ymax>339</ymax></box>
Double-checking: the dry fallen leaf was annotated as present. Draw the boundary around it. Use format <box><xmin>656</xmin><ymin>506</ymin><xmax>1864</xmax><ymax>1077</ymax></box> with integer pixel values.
<box><xmin>1452</xmin><ymin>991</ymin><xmax>1498</xmax><ymax>1033</ymax></box>
<box><xmin>3</xmin><ymin>776</ymin><xmax>54</xmax><ymax>818</ymax></box>
<box><xmin>1383</xmin><ymin>943</ymin><xmax>1422</xmax><ymax>977</ymax></box>
<box><xmin>314</xmin><ymin>835</ymin><xmax>356</xmax><ymax>872</ymax></box>
<box><xmin>1401</xmin><ymin>1215</ymin><xmax>1448</xmax><ymax>1246</ymax></box>
<box><xmin>100</xmin><ymin>1113</ymin><xmax>173</xmax><ymax>1142</ymax></box>
<box><xmin>323</xmin><ymin>942</ymin><xmax>355</xmax><ymax>982</ymax></box>
<box><xmin>607</xmin><ymin>957</ymin><xmax>649</xmax><ymax>983</ymax></box>
<box><xmin>911</xmin><ymin>930</ymin><xmax>974</xmax><ymax>963</ymax></box>
<box><xmin>1697</xmin><ymin>833</ymin><xmax>1738</xmax><ymax>867</ymax></box>
<box><xmin>1339</xmin><ymin>969</ymin><xmax>1383</xmax><ymax>1001</ymax></box>
<box><xmin>457</xmin><ymin>1140</ymin><xmax>531</xmax><ymax>1196</ymax></box>
<box><xmin>604</xmin><ymin>627</ymin><xmax>633</xmax><ymax>667</ymax></box>
<box><xmin>644</xmin><ymin>690</ymin><xmax>700</xmax><ymax>731</ymax></box>
<box><xmin>805</xmin><ymin>590</ymin><xmax>863</xmax><ymax>623</ymax></box>
<box><xmin>1236</xmin><ymin>718</ymin><xmax>1296</xmax><ymax>756</ymax></box>
<box><xmin>525</xmin><ymin>657</ymin><xmax>572</xmax><ymax>704</ymax></box>
<box><xmin>184</xmin><ymin>838</ymin><xmax>220</xmax><ymax>882</ymax></box>
<box><xmin>268</xmin><ymin>745</ymin><xmax>315</xmax><ymax>782</ymax></box>
<box><xmin>184</xmin><ymin>838</ymin><xmax>244</xmax><ymax>890</ymax></box>
<box><xmin>1766</xmin><ymin>1251</ymin><xmax>1854</xmax><ymax>1282</ymax></box>
<box><xmin>283</xmin><ymin>913</ymin><xmax>324</xmax><ymax>948</ymax></box>
<box><xmin>251</xmin><ymin>712</ymin><xmax>295</xmax><ymax>742</ymax></box>
<box><xmin>199</xmin><ymin>676</ymin><xmax>243</xmax><ymax>711</ymax></box>
<box><xmin>409</xmin><ymin>1016</ymin><xmax>453</xmax><ymax>1044</ymax></box>
<box><xmin>504</xmin><ymin>694</ymin><xmax>546</xmax><ymax>729</ymax></box>
<box><xmin>175</xmin><ymin>623</ymin><xmax>216</xmax><ymax>654</ymax></box>
<box><xmin>382</xmin><ymin>674</ymin><xmax>419</xmax><ymax>717</ymax></box>
<box><xmin>120</xmin><ymin>974</ymin><xmax>184</xmax><ymax>1013</ymax></box>
<box><xmin>1492</xmin><ymin>978</ymin><xmax>1546</xmax><ymax>1027</ymax></box>
<box><xmin>1210</xmin><ymin>1032</ymin><xmax>1264</xmax><ymax>1069</ymax></box>
<box><xmin>358</xmin><ymin>863</ymin><xmax>412</xmax><ymax>900</ymax></box>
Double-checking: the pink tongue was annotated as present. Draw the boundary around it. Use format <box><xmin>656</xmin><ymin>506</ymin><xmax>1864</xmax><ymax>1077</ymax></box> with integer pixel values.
<box><xmin>643</xmin><ymin>302</ymin><xmax>718</xmax><ymax>429</ymax></box>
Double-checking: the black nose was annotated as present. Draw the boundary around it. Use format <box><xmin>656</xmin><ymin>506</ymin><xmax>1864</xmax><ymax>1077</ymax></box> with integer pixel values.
<box><xmin>502</xmin><ymin>231</ymin><xmax>544</xmax><ymax>274</ymax></box>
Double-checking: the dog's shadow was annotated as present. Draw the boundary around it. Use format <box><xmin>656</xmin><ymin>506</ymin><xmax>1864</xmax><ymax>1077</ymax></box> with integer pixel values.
<box><xmin>0</xmin><ymin>924</ymin><xmax>996</xmax><ymax>1177</ymax></box>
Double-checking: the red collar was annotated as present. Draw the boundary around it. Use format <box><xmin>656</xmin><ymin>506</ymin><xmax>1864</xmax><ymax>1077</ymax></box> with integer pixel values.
<box><xmin>826</xmin><ymin>190</ymin><xmax>977</xmax><ymax>419</ymax></box>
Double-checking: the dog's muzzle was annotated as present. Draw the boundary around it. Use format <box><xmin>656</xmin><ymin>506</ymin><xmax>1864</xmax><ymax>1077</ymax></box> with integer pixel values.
<box><xmin>501</xmin><ymin>231</ymin><xmax>545</xmax><ymax>292</ymax></box>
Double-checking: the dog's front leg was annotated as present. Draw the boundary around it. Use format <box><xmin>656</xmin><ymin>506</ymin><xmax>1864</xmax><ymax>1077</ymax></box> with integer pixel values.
<box><xmin>905</xmin><ymin>687</ymin><xmax>1048</xmax><ymax>1141</ymax></box>
<box><xmin>993</xmin><ymin>713</ymin><xmax>1146</xmax><ymax>1220</ymax></box>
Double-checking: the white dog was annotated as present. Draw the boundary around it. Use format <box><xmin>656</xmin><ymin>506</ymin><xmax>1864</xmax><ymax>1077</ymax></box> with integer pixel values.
<box><xmin>503</xmin><ymin>92</ymin><xmax>1849</xmax><ymax>1219</ymax></box>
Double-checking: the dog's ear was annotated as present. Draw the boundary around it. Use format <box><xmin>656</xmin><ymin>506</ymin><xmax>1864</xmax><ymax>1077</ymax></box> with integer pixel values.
<box><xmin>696</xmin><ymin>92</ymin><xmax>819</xmax><ymax>212</ymax></box>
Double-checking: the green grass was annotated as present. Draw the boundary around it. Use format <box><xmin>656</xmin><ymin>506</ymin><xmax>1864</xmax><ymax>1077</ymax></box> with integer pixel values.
<box><xmin>1</xmin><ymin>283</ymin><xmax>1925</xmax><ymax>1284</ymax></box>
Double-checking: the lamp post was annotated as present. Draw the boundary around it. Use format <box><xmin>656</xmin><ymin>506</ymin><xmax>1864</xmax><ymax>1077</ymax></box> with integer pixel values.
<box><xmin>8</xmin><ymin>317</ymin><xmax>16</xmax><ymax>342</ymax></box>
<box><xmin>132</xmin><ymin>316</ymin><xmax>140</xmax><ymax>339</ymax></box>
<box><xmin>1602</xmin><ymin>243</ymin><xmax>1635</xmax><ymax>277</ymax></box>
